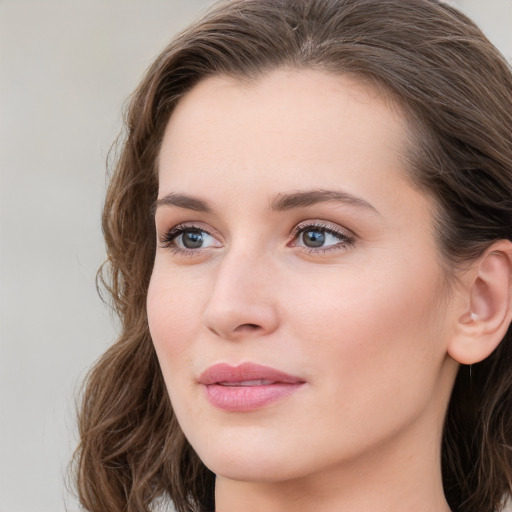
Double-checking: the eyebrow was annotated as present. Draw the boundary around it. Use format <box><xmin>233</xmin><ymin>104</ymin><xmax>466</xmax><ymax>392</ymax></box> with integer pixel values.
<box><xmin>269</xmin><ymin>189</ymin><xmax>379</xmax><ymax>214</ymax></box>
<box><xmin>152</xmin><ymin>193</ymin><xmax>213</xmax><ymax>214</ymax></box>
<box><xmin>153</xmin><ymin>189</ymin><xmax>379</xmax><ymax>215</ymax></box>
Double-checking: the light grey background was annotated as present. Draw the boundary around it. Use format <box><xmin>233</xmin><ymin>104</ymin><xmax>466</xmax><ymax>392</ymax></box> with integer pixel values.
<box><xmin>0</xmin><ymin>1</ymin><xmax>511</xmax><ymax>511</ymax></box>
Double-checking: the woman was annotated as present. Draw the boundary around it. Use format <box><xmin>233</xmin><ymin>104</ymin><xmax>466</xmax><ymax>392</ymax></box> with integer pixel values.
<box><xmin>75</xmin><ymin>1</ymin><xmax>512</xmax><ymax>511</ymax></box>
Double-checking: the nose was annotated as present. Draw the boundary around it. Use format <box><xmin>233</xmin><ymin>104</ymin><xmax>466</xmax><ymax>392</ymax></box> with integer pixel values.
<box><xmin>202</xmin><ymin>250</ymin><xmax>280</xmax><ymax>340</ymax></box>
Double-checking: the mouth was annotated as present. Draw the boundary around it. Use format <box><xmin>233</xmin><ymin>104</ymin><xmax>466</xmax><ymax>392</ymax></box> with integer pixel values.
<box><xmin>217</xmin><ymin>379</ymin><xmax>277</xmax><ymax>386</ymax></box>
<box><xmin>198</xmin><ymin>362</ymin><xmax>306</xmax><ymax>412</ymax></box>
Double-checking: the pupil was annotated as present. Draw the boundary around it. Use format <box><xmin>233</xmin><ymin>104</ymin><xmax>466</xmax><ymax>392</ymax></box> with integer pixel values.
<box><xmin>183</xmin><ymin>231</ymin><xmax>203</xmax><ymax>249</ymax></box>
<box><xmin>303</xmin><ymin>230</ymin><xmax>325</xmax><ymax>248</ymax></box>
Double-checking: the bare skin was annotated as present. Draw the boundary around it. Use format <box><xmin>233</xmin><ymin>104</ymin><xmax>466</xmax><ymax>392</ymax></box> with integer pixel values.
<box><xmin>148</xmin><ymin>69</ymin><xmax>512</xmax><ymax>512</ymax></box>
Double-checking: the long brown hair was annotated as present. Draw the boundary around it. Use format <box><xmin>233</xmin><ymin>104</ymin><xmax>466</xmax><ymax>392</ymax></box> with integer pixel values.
<box><xmin>74</xmin><ymin>1</ymin><xmax>512</xmax><ymax>511</ymax></box>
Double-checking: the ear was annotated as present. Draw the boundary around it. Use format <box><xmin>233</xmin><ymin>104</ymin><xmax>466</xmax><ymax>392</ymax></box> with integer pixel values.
<box><xmin>448</xmin><ymin>240</ymin><xmax>512</xmax><ymax>365</ymax></box>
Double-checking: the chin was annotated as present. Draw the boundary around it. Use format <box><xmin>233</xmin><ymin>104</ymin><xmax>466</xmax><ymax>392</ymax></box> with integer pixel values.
<box><xmin>189</xmin><ymin>429</ymin><xmax>312</xmax><ymax>483</ymax></box>
<box><xmin>203</xmin><ymin>454</ymin><xmax>304</xmax><ymax>483</ymax></box>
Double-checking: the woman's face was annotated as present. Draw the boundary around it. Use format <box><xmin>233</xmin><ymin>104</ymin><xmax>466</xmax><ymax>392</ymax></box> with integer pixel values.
<box><xmin>148</xmin><ymin>70</ymin><xmax>458</xmax><ymax>482</ymax></box>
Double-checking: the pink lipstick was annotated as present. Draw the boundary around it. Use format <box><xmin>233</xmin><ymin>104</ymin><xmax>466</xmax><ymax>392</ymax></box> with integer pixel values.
<box><xmin>199</xmin><ymin>362</ymin><xmax>305</xmax><ymax>412</ymax></box>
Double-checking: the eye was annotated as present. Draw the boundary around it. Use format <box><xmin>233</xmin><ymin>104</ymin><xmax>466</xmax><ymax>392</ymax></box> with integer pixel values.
<box><xmin>160</xmin><ymin>224</ymin><xmax>222</xmax><ymax>252</ymax></box>
<box><xmin>291</xmin><ymin>222</ymin><xmax>354</xmax><ymax>252</ymax></box>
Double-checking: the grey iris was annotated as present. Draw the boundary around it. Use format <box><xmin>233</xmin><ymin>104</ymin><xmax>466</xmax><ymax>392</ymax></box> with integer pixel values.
<box><xmin>183</xmin><ymin>231</ymin><xmax>204</xmax><ymax>249</ymax></box>
<box><xmin>303</xmin><ymin>229</ymin><xmax>325</xmax><ymax>248</ymax></box>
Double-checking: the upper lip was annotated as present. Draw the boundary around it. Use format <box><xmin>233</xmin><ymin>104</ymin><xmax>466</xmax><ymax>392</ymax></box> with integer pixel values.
<box><xmin>198</xmin><ymin>362</ymin><xmax>305</xmax><ymax>385</ymax></box>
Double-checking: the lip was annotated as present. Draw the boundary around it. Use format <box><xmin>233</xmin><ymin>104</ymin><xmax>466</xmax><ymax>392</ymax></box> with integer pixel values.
<box><xmin>199</xmin><ymin>362</ymin><xmax>306</xmax><ymax>412</ymax></box>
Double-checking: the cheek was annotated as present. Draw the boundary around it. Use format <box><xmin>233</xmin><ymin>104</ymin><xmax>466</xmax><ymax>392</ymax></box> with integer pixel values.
<box><xmin>146</xmin><ymin>265</ymin><xmax>203</xmax><ymax>374</ymax></box>
<box><xmin>284</xmin><ymin>255</ymin><xmax>446</xmax><ymax>402</ymax></box>
<box><xmin>271</xmin><ymin>258</ymin><xmax>448</xmax><ymax>458</ymax></box>
<box><xmin>147</xmin><ymin>264</ymin><xmax>220</xmax><ymax>438</ymax></box>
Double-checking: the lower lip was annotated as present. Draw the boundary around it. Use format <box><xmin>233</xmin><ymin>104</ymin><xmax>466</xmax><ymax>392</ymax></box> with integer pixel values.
<box><xmin>204</xmin><ymin>383</ymin><xmax>304</xmax><ymax>412</ymax></box>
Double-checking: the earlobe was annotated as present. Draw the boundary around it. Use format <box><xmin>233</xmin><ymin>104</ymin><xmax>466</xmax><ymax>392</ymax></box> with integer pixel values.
<box><xmin>448</xmin><ymin>241</ymin><xmax>512</xmax><ymax>365</ymax></box>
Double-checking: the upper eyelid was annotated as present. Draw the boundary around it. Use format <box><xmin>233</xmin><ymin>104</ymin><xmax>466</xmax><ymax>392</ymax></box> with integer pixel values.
<box><xmin>160</xmin><ymin>219</ymin><xmax>351</xmax><ymax>234</ymax></box>
<box><xmin>291</xmin><ymin>220</ymin><xmax>355</xmax><ymax>238</ymax></box>
<box><xmin>159</xmin><ymin>223</ymin><xmax>199</xmax><ymax>243</ymax></box>
<box><xmin>159</xmin><ymin>220</ymin><xmax>354</xmax><ymax>237</ymax></box>
<box><xmin>161</xmin><ymin>222</ymin><xmax>220</xmax><ymax>238</ymax></box>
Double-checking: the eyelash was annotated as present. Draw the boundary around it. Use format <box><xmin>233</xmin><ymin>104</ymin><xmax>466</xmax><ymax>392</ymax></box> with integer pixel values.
<box><xmin>290</xmin><ymin>221</ymin><xmax>355</xmax><ymax>253</ymax></box>
<box><xmin>158</xmin><ymin>221</ymin><xmax>355</xmax><ymax>256</ymax></box>
<box><xmin>159</xmin><ymin>223</ymin><xmax>215</xmax><ymax>256</ymax></box>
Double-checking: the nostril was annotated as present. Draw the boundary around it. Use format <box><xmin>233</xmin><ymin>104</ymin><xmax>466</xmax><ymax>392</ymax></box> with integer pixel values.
<box><xmin>234</xmin><ymin>323</ymin><xmax>261</xmax><ymax>332</ymax></box>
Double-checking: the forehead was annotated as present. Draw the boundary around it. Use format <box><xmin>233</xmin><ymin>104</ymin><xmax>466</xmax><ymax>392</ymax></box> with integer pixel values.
<box><xmin>157</xmin><ymin>69</ymin><xmax>413</xmax><ymax>204</ymax></box>
<box><xmin>161</xmin><ymin>70</ymin><xmax>408</xmax><ymax>161</ymax></box>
